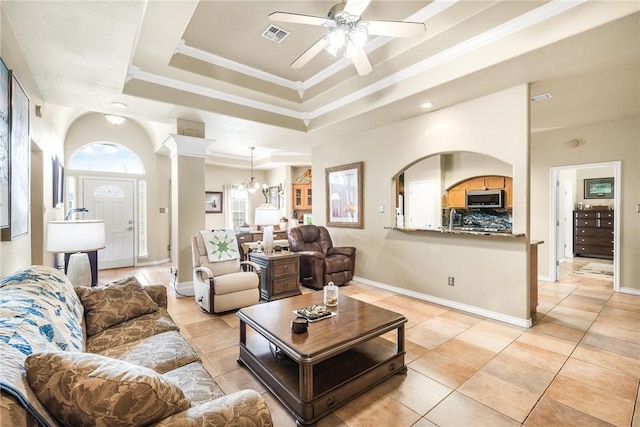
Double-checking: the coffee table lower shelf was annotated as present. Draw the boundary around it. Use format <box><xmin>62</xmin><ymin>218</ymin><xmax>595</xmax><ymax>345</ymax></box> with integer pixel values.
<box><xmin>238</xmin><ymin>333</ymin><xmax>406</xmax><ymax>426</ymax></box>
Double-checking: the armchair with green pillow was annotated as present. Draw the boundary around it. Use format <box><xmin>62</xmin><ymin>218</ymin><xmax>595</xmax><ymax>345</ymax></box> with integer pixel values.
<box><xmin>0</xmin><ymin>266</ymin><xmax>272</xmax><ymax>427</ymax></box>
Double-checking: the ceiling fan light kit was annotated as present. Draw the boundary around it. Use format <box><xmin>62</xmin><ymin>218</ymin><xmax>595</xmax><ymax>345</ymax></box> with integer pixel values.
<box><xmin>269</xmin><ymin>0</ymin><xmax>426</xmax><ymax>76</ymax></box>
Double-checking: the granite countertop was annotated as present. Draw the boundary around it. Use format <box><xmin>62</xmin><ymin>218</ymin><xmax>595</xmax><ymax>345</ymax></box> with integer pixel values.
<box><xmin>385</xmin><ymin>226</ymin><xmax>525</xmax><ymax>237</ymax></box>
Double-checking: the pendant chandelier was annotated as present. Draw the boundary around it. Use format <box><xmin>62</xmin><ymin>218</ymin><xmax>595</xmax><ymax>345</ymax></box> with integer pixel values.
<box><xmin>238</xmin><ymin>147</ymin><xmax>261</xmax><ymax>193</ymax></box>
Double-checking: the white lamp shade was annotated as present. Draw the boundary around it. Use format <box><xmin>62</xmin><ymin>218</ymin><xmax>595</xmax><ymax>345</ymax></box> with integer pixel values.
<box><xmin>46</xmin><ymin>220</ymin><xmax>106</xmax><ymax>253</ymax></box>
<box><xmin>254</xmin><ymin>207</ymin><xmax>280</xmax><ymax>226</ymax></box>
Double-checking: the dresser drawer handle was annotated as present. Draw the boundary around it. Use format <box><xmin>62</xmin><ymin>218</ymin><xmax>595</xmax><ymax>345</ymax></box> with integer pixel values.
<box><xmin>389</xmin><ymin>362</ymin><xmax>396</xmax><ymax>371</ymax></box>
<box><xmin>327</xmin><ymin>396</ymin><xmax>336</xmax><ymax>408</ymax></box>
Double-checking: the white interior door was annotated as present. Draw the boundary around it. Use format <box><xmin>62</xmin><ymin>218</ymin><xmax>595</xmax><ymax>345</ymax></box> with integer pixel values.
<box><xmin>408</xmin><ymin>181</ymin><xmax>435</xmax><ymax>229</ymax></box>
<box><xmin>82</xmin><ymin>178</ymin><xmax>135</xmax><ymax>269</ymax></box>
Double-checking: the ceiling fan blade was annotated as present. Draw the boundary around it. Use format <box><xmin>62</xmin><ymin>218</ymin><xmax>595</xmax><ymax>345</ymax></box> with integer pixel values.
<box><xmin>291</xmin><ymin>37</ymin><xmax>329</xmax><ymax>69</ymax></box>
<box><xmin>366</xmin><ymin>20</ymin><xmax>426</xmax><ymax>38</ymax></box>
<box><xmin>344</xmin><ymin>0</ymin><xmax>371</xmax><ymax>17</ymax></box>
<box><xmin>351</xmin><ymin>49</ymin><xmax>372</xmax><ymax>75</ymax></box>
<box><xmin>269</xmin><ymin>11</ymin><xmax>327</xmax><ymax>27</ymax></box>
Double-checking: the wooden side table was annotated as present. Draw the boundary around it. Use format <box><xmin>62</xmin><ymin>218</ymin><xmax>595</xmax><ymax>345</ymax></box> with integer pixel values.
<box><xmin>249</xmin><ymin>251</ymin><xmax>301</xmax><ymax>301</ymax></box>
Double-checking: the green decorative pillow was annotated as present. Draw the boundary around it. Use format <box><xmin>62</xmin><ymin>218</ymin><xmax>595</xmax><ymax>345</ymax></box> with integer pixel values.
<box><xmin>75</xmin><ymin>276</ymin><xmax>158</xmax><ymax>336</ymax></box>
<box><xmin>25</xmin><ymin>351</ymin><xmax>191</xmax><ymax>427</ymax></box>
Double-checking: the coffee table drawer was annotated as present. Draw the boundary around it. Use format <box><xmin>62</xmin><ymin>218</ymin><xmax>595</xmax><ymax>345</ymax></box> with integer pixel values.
<box><xmin>311</xmin><ymin>353</ymin><xmax>405</xmax><ymax>416</ymax></box>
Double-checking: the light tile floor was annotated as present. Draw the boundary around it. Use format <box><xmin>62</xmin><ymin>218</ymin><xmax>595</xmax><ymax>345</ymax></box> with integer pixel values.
<box><xmin>99</xmin><ymin>257</ymin><xmax>639</xmax><ymax>427</ymax></box>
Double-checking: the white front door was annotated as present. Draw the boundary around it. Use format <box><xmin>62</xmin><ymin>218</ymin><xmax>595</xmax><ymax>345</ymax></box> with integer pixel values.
<box><xmin>82</xmin><ymin>178</ymin><xmax>135</xmax><ymax>269</ymax></box>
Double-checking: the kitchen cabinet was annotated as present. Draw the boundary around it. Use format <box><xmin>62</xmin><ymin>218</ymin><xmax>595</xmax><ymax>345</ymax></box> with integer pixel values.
<box><xmin>444</xmin><ymin>175</ymin><xmax>513</xmax><ymax>208</ymax></box>
<box><xmin>292</xmin><ymin>183</ymin><xmax>312</xmax><ymax>210</ymax></box>
<box><xmin>573</xmin><ymin>210</ymin><xmax>614</xmax><ymax>259</ymax></box>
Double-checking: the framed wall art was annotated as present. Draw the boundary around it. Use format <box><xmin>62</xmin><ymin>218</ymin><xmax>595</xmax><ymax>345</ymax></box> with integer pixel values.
<box><xmin>205</xmin><ymin>191</ymin><xmax>223</xmax><ymax>213</ymax></box>
<box><xmin>584</xmin><ymin>177</ymin><xmax>614</xmax><ymax>199</ymax></box>
<box><xmin>0</xmin><ymin>58</ymin><xmax>10</xmax><ymax>229</ymax></box>
<box><xmin>268</xmin><ymin>185</ymin><xmax>280</xmax><ymax>208</ymax></box>
<box><xmin>52</xmin><ymin>156</ymin><xmax>64</xmax><ymax>208</ymax></box>
<box><xmin>326</xmin><ymin>161</ymin><xmax>363</xmax><ymax>229</ymax></box>
<box><xmin>1</xmin><ymin>73</ymin><xmax>29</xmax><ymax>241</ymax></box>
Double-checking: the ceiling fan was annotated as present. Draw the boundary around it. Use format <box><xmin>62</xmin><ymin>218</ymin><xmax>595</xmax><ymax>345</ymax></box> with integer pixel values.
<box><xmin>269</xmin><ymin>0</ymin><xmax>426</xmax><ymax>76</ymax></box>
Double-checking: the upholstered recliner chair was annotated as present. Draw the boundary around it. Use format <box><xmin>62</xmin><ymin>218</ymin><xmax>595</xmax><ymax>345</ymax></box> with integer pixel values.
<box><xmin>287</xmin><ymin>225</ymin><xmax>356</xmax><ymax>290</ymax></box>
<box><xmin>191</xmin><ymin>230</ymin><xmax>261</xmax><ymax>313</ymax></box>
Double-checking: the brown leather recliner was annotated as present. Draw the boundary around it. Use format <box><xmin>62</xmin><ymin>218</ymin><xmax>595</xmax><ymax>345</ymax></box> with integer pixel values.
<box><xmin>287</xmin><ymin>225</ymin><xmax>356</xmax><ymax>290</ymax></box>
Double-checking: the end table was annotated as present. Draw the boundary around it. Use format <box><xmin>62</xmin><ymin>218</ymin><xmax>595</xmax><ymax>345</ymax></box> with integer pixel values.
<box><xmin>248</xmin><ymin>251</ymin><xmax>301</xmax><ymax>301</ymax></box>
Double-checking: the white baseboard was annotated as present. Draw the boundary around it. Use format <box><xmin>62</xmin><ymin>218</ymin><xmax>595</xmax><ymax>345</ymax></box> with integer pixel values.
<box><xmin>135</xmin><ymin>258</ymin><xmax>171</xmax><ymax>267</ymax></box>
<box><xmin>172</xmin><ymin>280</ymin><xmax>194</xmax><ymax>298</ymax></box>
<box><xmin>352</xmin><ymin>276</ymin><xmax>532</xmax><ymax>328</ymax></box>
<box><xmin>620</xmin><ymin>286</ymin><xmax>640</xmax><ymax>296</ymax></box>
<box><xmin>538</xmin><ymin>274</ymin><xmax>553</xmax><ymax>282</ymax></box>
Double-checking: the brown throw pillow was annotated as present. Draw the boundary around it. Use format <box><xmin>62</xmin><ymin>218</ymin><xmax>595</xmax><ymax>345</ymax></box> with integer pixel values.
<box><xmin>75</xmin><ymin>276</ymin><xmax>158</xmax><ymax>336</ymax></box>
<box><xmin>25</xmin><ymin>351</ymin><xmax>191</xmax><ymax>427</ymax></box>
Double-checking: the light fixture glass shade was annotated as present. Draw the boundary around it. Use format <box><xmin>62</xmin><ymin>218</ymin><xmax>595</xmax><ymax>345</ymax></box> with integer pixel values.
<box><xmin>46</xmin><ymin>220</ymin><xmax>106</xmax><ymax>253</ymax></box>
<box><xmin>104</xmin><ymin>114</ymin><xmax>127</xmax><ymax>126</ymax></box>
<box><xmin>238</xmin><ymin>147</ymin><xmax>262</xmax><ymax>192</ymax></box>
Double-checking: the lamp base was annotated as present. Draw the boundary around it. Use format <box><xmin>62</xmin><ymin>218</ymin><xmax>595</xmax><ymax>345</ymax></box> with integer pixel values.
<box><xmin>262</xmin><ymin>226</ymin><xmax>274</xmax><ymax>254</ymax></box>
<box><xmin>66</xmin><ymin>252</ymin><xmax>91</xmax><ymax>287</ymax></box>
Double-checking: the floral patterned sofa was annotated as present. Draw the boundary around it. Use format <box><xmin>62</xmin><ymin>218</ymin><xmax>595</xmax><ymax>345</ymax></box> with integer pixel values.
<box><xmin>0</xmin><ymin>265</ymin><xmax>272</xmax><ymax>427</ymax></box>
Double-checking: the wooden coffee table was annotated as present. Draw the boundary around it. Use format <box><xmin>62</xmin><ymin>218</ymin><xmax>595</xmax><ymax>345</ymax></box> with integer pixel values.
<box><xmin>237</xmin><ymin>292</ymin><xmax>407</xmax><ymax>426</ymax></box>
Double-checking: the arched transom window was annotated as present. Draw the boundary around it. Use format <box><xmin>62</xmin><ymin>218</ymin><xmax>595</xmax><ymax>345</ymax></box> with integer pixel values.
<box><xmin>68</xmin><ymin>142</ymin><xmax>145</xmax><ymax>175</ymax></box>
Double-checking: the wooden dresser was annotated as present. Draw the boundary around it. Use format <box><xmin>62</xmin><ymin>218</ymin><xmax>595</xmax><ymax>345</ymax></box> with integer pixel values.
<box><xmin>573</xmin><ymin>209</ymin><xmax>614</xmax><ymax>259</ymax></box>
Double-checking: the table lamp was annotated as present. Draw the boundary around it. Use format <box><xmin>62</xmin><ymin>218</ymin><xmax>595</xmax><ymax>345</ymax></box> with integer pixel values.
<box><xmin>46</xmin><ymin>220</ymin><xmax>106</xmax><ymax>287</ymax></box>
<box><xmin>254</xmin><ymin>205</ymin><xmax>280</xmax><ymax>254</ymax></box>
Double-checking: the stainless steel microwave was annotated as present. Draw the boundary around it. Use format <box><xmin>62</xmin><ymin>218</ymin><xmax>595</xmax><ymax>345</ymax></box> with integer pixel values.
<box><xmin>466</xmin><ymin>189</ymin><xmax>504</xmax><ymax>208</ymax></box>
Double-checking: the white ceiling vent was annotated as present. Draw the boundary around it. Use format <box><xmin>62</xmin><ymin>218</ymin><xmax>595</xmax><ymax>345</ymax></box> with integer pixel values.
<box><xmin>261</xmin><ymin>24</ymin><xmax>290</xmax><ymax>44</ymax></box>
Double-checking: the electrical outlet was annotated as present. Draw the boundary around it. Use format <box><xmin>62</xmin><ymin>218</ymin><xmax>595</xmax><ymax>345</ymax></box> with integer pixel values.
<box><xmin>448</xmin><ymin>276</ymin><xmax>455</xmax><ymax>286</ymax></box>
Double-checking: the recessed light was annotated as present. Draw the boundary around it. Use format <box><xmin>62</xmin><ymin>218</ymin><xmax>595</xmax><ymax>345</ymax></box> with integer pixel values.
<box><xmin>111</xmin><ymin>102</ymin><xmax>128</xmax><ymax>108</ymax></box>
<box><xmin>530</xmin><ymin>93</ymin><xmax>552</xmax><ymax>102</ymax></box>
<box><xmin>421</xmin><ymin>102</ymin><xmax>433</xmax><ymax>109</ymax></box>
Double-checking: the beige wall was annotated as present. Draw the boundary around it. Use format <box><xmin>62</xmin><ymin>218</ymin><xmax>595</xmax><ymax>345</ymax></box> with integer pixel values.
<box><xmin>1</xmin><ymin>8</ymin><xmax>66</xmax><ymax>276</ymax></box>
<box><xmin>531</xmin><ymin>117</ymin><xmax>639</xmax><ymax>291</ymax></box>
<box><xmin>313</xmin><ymin>85</ymin><xmax>533</xmax><ymax>323</ymax></box>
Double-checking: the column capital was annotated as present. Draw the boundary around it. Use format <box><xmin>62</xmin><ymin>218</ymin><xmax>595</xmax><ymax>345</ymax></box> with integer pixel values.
<box><xmin>163</xmin><ymin>134</ymin><xmax>214</xmax><ymax>158</ymax></box>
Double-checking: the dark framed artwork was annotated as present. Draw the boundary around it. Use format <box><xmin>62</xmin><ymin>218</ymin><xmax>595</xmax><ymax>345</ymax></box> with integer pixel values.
<box><xmin>1</xmin><ymin>73</ymin><xmax>29</xmax><ymax>241</ymax></box>
<box><xmin>326</xmin><ymin>161</ymin><xmax>363</xmax><ymax>229</ymax></box>
<box><xmin>0</xmin><ymin>58</ymin><xmax>9</xmax><ymax>229</ymax></box>
<box><xmin>584</xmin><ymin>177</ymin><xmax>614</xmax><ymax>199</ymax></box>
<box><xmin>52</xmin><ymin>156</ymin><xmax>64</xmax><ymax>208</ymax></box>
<box><xmin>268</xmin><ymin>186</ymin><xmax>280</xmax><ymax>208</ymax></box>
<box><xmin>205</xmin><ymin>191</ymin><xmax>223</xmax><ymax>213</ymax></box>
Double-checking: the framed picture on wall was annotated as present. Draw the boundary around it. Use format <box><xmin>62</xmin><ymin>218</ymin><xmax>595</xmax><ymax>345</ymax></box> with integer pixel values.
<box><xmin>0</xmin><ymin>58</ymin><xmax>9</xmax><ymax>229</ymax></box>
<box><xmin>205</xmin><ymin>191</ymin><xmax>223</xmax><ymax>213</ymax></box>
<box><xmin>52</xmin><ymin>156</ymin><xmax>64</xmax><ymax>208</ymax></box>
<box><xmin>584</xmin><ymin>177</ymin><xmax>614</xmax><ymax>199</ymax></box>
<box><xmin>1</xmin><ymin>73</ymin><xmax>29</xmax><ymax>241</ymax></box>
<box><xmin>326</xmin><ymin>161</ymin><xmax>363</xmax><ymax>229</ymax></box>
<box><xmin>268</xmin><ymin>186</ymin><xmax>280</xmax><ymax>208</ymax></box>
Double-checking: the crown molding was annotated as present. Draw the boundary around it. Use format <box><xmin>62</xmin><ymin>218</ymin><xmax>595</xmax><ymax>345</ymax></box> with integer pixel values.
<box><xmin>132</xmin><ymin>0</ymin><xmax>587</xmax><ymax>128</ymax></box>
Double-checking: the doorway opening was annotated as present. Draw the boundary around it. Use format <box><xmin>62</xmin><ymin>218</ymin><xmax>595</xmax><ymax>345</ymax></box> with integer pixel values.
<box><xmin>549</xmin><ymin>161</ymin><xmax>620</xmax><ymax>291</ymax></box>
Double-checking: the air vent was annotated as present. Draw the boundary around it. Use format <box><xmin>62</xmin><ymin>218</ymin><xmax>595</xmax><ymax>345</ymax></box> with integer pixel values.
<box><xmin>261</xmin><ymin>24</ymin><xmax>290</xmax><ymax>44</ymax></box>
